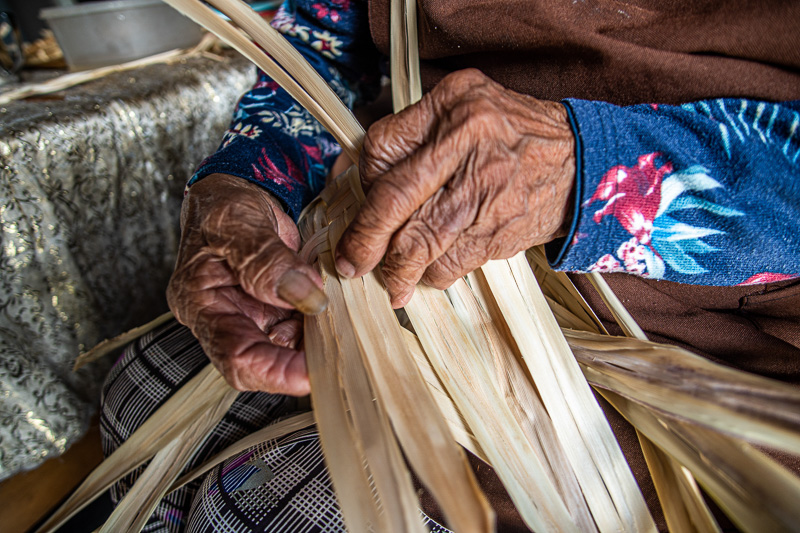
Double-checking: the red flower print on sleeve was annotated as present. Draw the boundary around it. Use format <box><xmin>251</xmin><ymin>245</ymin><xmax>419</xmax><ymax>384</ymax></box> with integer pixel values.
<box><xmin>312</xmin><ymin>3</ymin><xmax>344</xmax><ymax>22</ymax></box>
<box><xmin>737</xmin><ymin>272</ymin><xmax>799</xmax><ymax>285</ymax></box>
<box><xmin>584</xmin><ymin>154</ymin><xmax>744</xmax><ymax>279</ymax></box>
<box><xmin>588</xmin><ymin>253</ymin><xmax>622</xmax><ymax>273</ymax></box>
<box><xmin>585</xmin><ymin>152</ymin><xmax>673</xmax><ymax>245</ymax></box>
<box><xmin>252</xmin><ymin>148</ymin><xmax>306</xmax><ymax>192</ymax></box>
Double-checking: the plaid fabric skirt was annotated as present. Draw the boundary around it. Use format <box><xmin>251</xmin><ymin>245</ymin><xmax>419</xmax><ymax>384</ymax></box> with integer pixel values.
<box><xmin>100</xmin><ymin>319</ymin><xmax>450</xmax><ymax>533</ymax></box>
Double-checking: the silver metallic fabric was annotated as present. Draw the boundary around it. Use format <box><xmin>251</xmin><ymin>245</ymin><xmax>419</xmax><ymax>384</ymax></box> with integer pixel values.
<box><xmin>0</xmin><ymin>53</ymin><xmax>253</xmax><ymax>480</ymax></box>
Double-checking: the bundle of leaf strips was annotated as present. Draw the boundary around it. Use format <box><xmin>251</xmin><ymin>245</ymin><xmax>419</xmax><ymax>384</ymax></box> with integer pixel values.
<box><xmin>43</xmin><ymin>0</ymin><xmax>800</xmax><ymax>531</ymax></box>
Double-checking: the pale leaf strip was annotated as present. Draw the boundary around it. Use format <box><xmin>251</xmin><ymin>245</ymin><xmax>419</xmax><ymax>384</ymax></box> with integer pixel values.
<box><xmin>171</xmin><ymin>411</ymin><xmax>316</xmax><ymax>492</ymax></box>
<box><xmin>161</xmin><ymin>0</ymin><xmax>361</xmax><ymax>162</ymax></box>
<box><xmin>587</xmin><ymin>272</ymin><xmax>646</xmax><ymax>340</ymax></box>
<box><xmin>604</xmin><ymin>391</ymin><xmax>800</xmax><ymax>533</ymax></box>
<box><xmin>74</xmin><ymin>312</ymin><xmax>174</xmax><ymax>370</ymax></box>
<box><xmin>566</xmin><ymin>328</ymin><xmax>800</xmax><ymax>455</ymax></box>
<box><xmin>481</xmin><ymin>254</ymin><xmax>655</xmax><ymax>532</ymax></box>
<box><xmin>36</xmin><ymin>366</ymin><xmax>231</xmax><ymax>533</ymax></box>
<box><xmin>100</xmin><ymin>389</ymin><xmax>238</xmax><ymax>533</ymax></box>
<box><xmin>450</xmin><ymin>276</ymin><xmax>597</xmax><ymax>532</ymax></box>
<box><xmin>407</xmin><ymin>284</ymin><xmax>579</xmax><ymax>532</ymax></box>
<box><xmin>327</xmin><ymin>211</ymin><xmax>494</xmax><ymax>533</ymax></box>
<box><xmin>305</xmin><ymin>270</ymin><xmax>381</xmax><ymax>532</ymax></box>
<box><xmin>203</xmin><ymin>0</ymin><xmax>364</xmax><ymax>160</ymax></box>
<box><xmin>319</xmin><ymin>239</ymin><xmax>423</xmax><ymax>533</ymax></box>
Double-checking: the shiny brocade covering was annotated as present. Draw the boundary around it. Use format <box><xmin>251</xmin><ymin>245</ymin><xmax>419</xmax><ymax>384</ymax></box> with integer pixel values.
<box><xmin>0</xmin><ymin>53</ymin><xmax>253</xmax><ymax>480</ymax></box>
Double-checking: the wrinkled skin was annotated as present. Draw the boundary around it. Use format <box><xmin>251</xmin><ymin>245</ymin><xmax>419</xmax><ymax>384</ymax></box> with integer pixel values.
<box><xmin>167</xmin><ymin>174</ymin><xmax>326</xmax><ymax>395</ymax></box>
<box><xmin>169</xmin><ymin>68</ymin><xmax>575</xmax><ymax>393</ymax></box>
<box><xmin>335</xmin><ymin>69</ymin><xmax>576</xmax><ymax>307</ymax></box>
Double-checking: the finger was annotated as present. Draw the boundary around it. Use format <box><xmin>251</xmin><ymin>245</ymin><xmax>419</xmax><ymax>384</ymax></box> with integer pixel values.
<box><xmin>197</xmin><ymin>310</ymin><xmax>309</xmax><ymax>395</ymax></box>
<box><xmin>359</xmin><ymin>96</ymin><xmax>437</xmax><ymax>189</ymax></box>
<box><xmin>267</xmin><ymin>316</ymin><xmax>303</xmax><ymax>349</ymax></box>
<box><xmin>359</xmin><ymin>68</ymin><xmax>490</xmax><ymax>190</ymax></box>
<box><xmin>327</xmin><ymin>152</ymin><xmax>351</xmax><ymax>185</ymax></box>
<box><xmin>380</xmin><ymin>183</ymin><xmax>480</xmax><ymax>307</ymax></box>
<box><xmin>421</xmin><ymin>237</ymin><xmax>491</xmax><ymax>292</ymax></box>
<box><xmin>335</xmin><ymin>128</ymin><xmax>471</xmax><ymax>279</ymax></box>
<box><xmin>203</xmin><ymin>212</ymin><xmax>327</xmax><ymax>315</ymax></box>
<box><xmin>421</xmin><ymin>221</ymin><xmax>520</xmax><ymax>291</ymax></box>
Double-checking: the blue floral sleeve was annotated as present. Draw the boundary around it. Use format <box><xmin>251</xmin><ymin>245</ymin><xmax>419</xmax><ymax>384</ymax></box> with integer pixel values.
<box><xmin>550</xmin><ymin>98</ymin><xmax>800</xmax><ymax>286</ymax></box>
<box><xmin>189</xmin><ymin>0</ymin><xmax>378</xmax><ymax>219</ymax></box>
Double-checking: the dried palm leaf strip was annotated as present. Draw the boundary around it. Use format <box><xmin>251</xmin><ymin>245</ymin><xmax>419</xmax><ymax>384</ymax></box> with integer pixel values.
<box><xmin>526</xmin><ymin>247</ymin><xmax>606</xmax><ymax>334</ymax></box>
<box><xmin>74</xmin><ymin>311</ymin><xmax>174</xmax><ymax>370</ymax></box>
<box><xmin>400</xmin><ymin>327</ymin><xmax>487</xmax><ymax>461</ymax></box>
<box><xmin>304</xmin><ymin>268</ymin><xmax>384</xmax><ymax>532</ymax></box>
<box><xmin>389</xmin><ymin>0</ymin><xmax>421</xmax><ymax>109</ymax></box>
<box><xmin>304</xmin><ymin>207</ymin><xmax>424</xmax><ymax>532</ymax></box>
<box><xmin>472</xmin><ymin>265</ymin><xmax>709</xmax><ymax>532</ymax></box>
<box><xmin>481</xmin><ymin>254</ymin><xmax>656</xmax><ymax>532</ymax></box>
<box><xmin>581</xmin><ymin>265</ymin><xmax>778</xmax><ymax>531</ymax></box>
<box><xmin>315</xmin><ymin>174</ymin><xmax>493</xmax><ymax>533</ymax></box>
<box><xmin>406</xmin><ymin>283</ymin><xmax>580</xmax><ymax>531</ymax></box>
<box><xmin>36</xmin><ymin>365</ymin><xmax>231</xmax><ymax>533</ymax></box>
<box><xmin>557</xmin><ymin>282</ymin><xmax>719</xmax><ymax>533</ymax></box>
<box><xmin>449</xmin><ymin>275</ymin><xmax>598</xmax><ymax>532</ymax></box>
<box><xmin>566</xmin><ymin>328</ymin><xmax>800</xmax><ymax>455</ymax></box>
<box><xmin>604</xmin><ymin>391</ymin><xmax>800</xmax><ymax>532</ymax></box>
<box><xmin>539</xmin><ymin>262</ymin><xmax>720</xmax><ymax>532</ymax></box>
<box><xmin>203</xmin><ymin>0</ymin><xmax>364</xmax><ymax>161</ymax></box>
<box><xmin>547</xmin><ymin>265</ymin><xmax>795</xmax><ymax>530</ymax></box>
<box><xmin>538</xmin><ymin>284</ymin><xmax>715</xmax><ymax>532</ymax></box>
<box><xmin>162</xmin><ymin>0</ymin><xmax>363</xmax><ymax>162</ymax></box>
<box><xmin>586</xmin><ymin>272</ymin><xmax>647</xmax><ymax>340</ymax></box>
<box><xmin>533</xmin><ymin>242</ymin><xmax>719</xmax><ymax>533</ymax></box>
<box><xmin>0</xmin><ymin>42</ymin><xmax>209</xmax><ymax>106</ymax></box>
<box><xmin>100</xmin><ymin>389</ymin><xmax>239</xmax><ymax>532</ymax></box>
<box><xmin>170</xmin><ymin>411</ymin><xmax>316</xmax><ymax>492</ymax></box>
<box><xmin>636</xmin><ymin>437</ymin><xmax>721</xmax><ymax>533</ymax></box>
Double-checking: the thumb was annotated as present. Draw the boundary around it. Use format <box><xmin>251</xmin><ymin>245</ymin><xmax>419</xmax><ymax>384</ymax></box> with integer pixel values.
<box><xmin>204</xmin><ymin>210</ymin><xmax>328</xmax><ymax>315</ymax></box>
<box><xmin>276</xmin><ymin>269</ymin><xmax>328</xmax><ymax>315</ymax></box>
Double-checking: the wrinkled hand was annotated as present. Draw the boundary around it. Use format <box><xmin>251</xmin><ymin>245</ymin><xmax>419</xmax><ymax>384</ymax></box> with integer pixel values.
<box><xmin>167</xmin><ymin>174</ymin><xmax>327</xmax><ymax>395</ymax></box>
<box><xmin>335</xmin><ymin>69</ymin><xmax>576</xmax><ymax>308</ymax></box>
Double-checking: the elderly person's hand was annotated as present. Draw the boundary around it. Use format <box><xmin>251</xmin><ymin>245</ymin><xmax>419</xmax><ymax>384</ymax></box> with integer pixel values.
<box><xmin>167</xmin><ymin>173</ymin><xmax>327</xmax><ymax>395</ymax></box>
<box><xmin>334</xmin><ymin>69</ymin><xmax>576</xmax><ymax>308</ymax></box>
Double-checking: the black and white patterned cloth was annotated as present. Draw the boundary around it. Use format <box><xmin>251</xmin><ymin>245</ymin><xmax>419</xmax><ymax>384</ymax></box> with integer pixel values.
<box><xmin>100</xmin><ymin>319</ymin><xmax>451</xmax><ymax>533</ymax></box>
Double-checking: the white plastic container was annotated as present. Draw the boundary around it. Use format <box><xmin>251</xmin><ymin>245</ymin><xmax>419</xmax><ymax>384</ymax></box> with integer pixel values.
<box><xmin>40</xmin><ymin>0</ymin><xmax>203</xmax><ymax>71</ymax></box>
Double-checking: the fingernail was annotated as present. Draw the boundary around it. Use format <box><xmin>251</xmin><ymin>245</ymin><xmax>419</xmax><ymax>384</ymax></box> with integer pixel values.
<box><xmin>277</xmin><ymin>270</ymin><xmax>328</xmax><ymax>315</ymax></box>
<box><xmin>335</xmin><ymin>254</ymin><xmax>356</xmax><ymax>279</ymax></box>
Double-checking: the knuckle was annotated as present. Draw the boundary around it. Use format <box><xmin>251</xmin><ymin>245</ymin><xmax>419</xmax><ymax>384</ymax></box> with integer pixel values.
<box><xmin>462</xmin><ymin>99</ymin><xmax>501</xmax><ymax>130</ymax></box>
<box><xmin>387</xmin><ymin>221</ymin><xmax>436</xmax><ymax>266</ymax></box>
<box><xmin>425</xmin><ymin>255</ymin><xmax>462</xmax><ymax>290</ymax></box>
<box><xmin>236</xmin><ymin>240</ymin><xmax>295</xmax><ymax>296</ymax></box>
<box><xmin>442</xmin><ymin>68</ymin><xmax>486</xmax><ymax>90</ymax></box>
<box><xmin>370</xmin><ymin>177</ymin><xmax>417</xmax><ymax>220</ymax></box>
<box><xmin>341</xmin><ymin>219</ymin><xmax>383</xmax><ymax>262</ymax></box>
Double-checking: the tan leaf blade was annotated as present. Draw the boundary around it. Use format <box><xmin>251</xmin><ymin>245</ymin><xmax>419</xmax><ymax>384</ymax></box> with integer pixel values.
<box><xmin>324</xmin><ymin>203</ymin><xmax>494</xmax><ymax>533</ymax></box>
<box><xmin>482</xmin><ymin>254</ymin><xmax>656</xmax><ymax>532</ymax></box>
<box><xmin>36</xmin><ymin>366</ymin><xmax>230</xmax><ymax>533</ymax></box>
<box><xmin>100</xmin><ymin>389</ymin><xmax>238</xmax><ymax>533</ymax></box>
<box><xmin>74</xmin><ymin>312</ymin><xmax>174</xmax><ymax>370</ymax></box>
<box><xmin>162</xmin><ymin>0</ymin><xmax>362</xmax><ymax>162</ymax></box>
<box><xmin>170</xmin><ymin>411</ymin><xmax>316</xmax><ymax>492</ymax></box>
<box><xmin>566</xmin><ymin>328</ymin><xmax>800</xmax><ymax>455</ymax></box>
<box><xmin>604</xmin><ymin>391</ymin><xmax>800</xmax><ymax>533</ymax></box>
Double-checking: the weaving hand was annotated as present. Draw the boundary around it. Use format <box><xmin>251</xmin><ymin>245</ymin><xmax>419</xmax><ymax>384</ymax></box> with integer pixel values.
<box><xmin>167</xmin><ymin>173</ymin><xmax>326</xmax><ymax>395</ymax></box>
<box><xmin>335</xmin><ymin>68</ymin><xmax>576</xmax><ymax>308</ymax></box>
